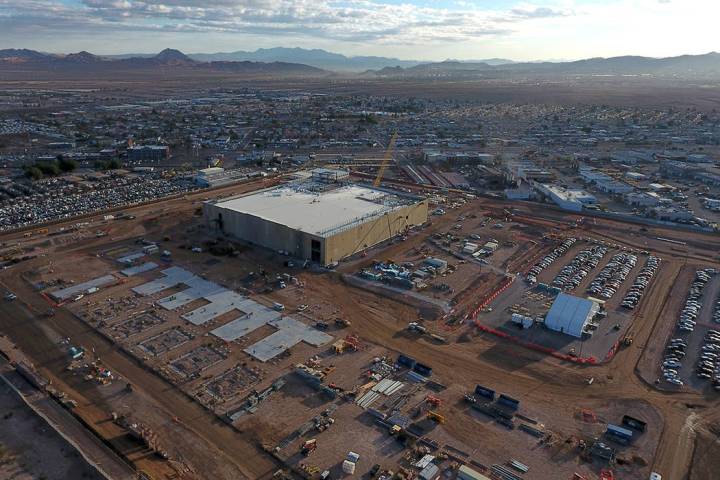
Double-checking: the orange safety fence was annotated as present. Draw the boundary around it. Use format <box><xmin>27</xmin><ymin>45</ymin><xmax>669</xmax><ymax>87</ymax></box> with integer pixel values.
<box><xmin>473</xmin><ymin>323</ymin><xmax>599</xmax><ymax>365</ymax></box>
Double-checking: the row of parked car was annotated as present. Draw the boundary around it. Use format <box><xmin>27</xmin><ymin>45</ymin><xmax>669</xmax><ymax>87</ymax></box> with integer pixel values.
<box><xmin>526</xmin><ymin>237</ymin><xmax>577</xmax><ymax>285</ymax></box>
<box><xmin>695</xmin><ymin>330</ymin><xmax>720</xmax><ymax>390</ymax></box>
<box><xmin>552</xmin><ymin>245</ymin><xmax>608</xmax><ymax>291</ymax></box>
<box><xmin>661</xmin><ymin>269</ymin><xmax>717</xmax><ymax>386</ymax></box>
<box><xmin>621</xmin><ymin>256</ymin><xmax>661</xmax><ymax>310</ymax></box>
<box><xmin>713</xmin><ymin>291</ymin><xmax>720</xmax><ymax>324</ymax></box>
<box><xmin>676</xmin><ymin>269</ymin><xmax>716</xmax><ymax>333</ymax></box>
<box><xmin>587</xmin><ymin>253</ymin><xmax>637</xmax><ymax>299</ymax></box>
<box><xmin>662</xmin><ymin>338</ymin><xmax>687</xmax><ymax>386</ymax></box>
<box><xmin>0</xmin><ymin>174</ymin><xmax>195</xmax><ymax>231</ymax></box>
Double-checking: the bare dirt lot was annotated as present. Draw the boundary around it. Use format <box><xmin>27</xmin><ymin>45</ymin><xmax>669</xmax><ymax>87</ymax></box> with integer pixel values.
<box><xmin>0</xmin><ymin>373</ymin><xmax>106</xmax><ymax>480</ymax></box>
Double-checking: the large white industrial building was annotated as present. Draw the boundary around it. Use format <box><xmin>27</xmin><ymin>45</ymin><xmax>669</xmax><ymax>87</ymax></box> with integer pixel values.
<box><xmin>203</xmin><ymin>169</ymin><xmax>428</xmax><ymax>265</ymax></box>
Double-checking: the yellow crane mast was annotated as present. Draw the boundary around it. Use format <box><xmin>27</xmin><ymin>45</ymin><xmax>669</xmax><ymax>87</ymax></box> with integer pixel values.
<box><xmin>373</xmin><ymin>131</ymin><xmax>398</xmax><ymax>187</ymax></box>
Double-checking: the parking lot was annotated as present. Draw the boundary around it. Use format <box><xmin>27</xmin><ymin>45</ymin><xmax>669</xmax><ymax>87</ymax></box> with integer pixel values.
<box><xmin>657</xmin><ymin>269</ymin><xmax>720</xmax><ymax>390</ymax></box>
<box><xmin>0</xmin><ymin>172</ymin><xmax>195</xmax><ymax>231</ymax></box>
<box><xmin>474</xmin><ymin>234</ymin><xmax>659</xmax><ymax>362</ymax></box>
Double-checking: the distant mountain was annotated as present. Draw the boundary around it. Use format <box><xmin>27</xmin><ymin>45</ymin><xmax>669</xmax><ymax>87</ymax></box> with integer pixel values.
<box><xmin>0</xmin><ymin>48</ymin><xmax>327</xmax><ymax>78</ymax></box>
<box><xmin>367</xmin><ymin>52</ymin><xmax>720</xmax><ymax>78</ymax></box>
<box><xmin>107</xmin><ymin>48</ymin><xmax>518</xmax><ymax>71</ymax></box>
<box><xmin>63</xmin><ymin>51</ymin><xmax>103</xmax><ymax>64</ymax></box>
<box><xmin>187</xmin><ymin>47</ymin><xmax>425</xmax><ymax>71</ymax></box>
<box><xmin>113</xmin><ymin>48</ymin><xmax>197</xmax><ymax>68</ymax></box>
<box><xmin>0</xmin><ymin>48</ymin><xmax>55</xmax><ymax>63</ymax></box>
<box><xmin>5</xmin><ymin>47</ymin><xmax>720</xmax><ymax>80</ymax></box>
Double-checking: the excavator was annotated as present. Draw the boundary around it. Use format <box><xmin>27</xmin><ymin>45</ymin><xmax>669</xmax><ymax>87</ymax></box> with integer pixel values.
<box><xmin>373</xmin><ymin>131</ymin><xmax>398</xmax><ymax>187</ymax></box>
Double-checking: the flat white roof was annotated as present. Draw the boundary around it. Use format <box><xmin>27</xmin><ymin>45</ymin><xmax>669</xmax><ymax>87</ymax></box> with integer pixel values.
<box><xmin>212</xmin><ymin>184</ymin><xmax>414</xmax><ymax>237</ymax></box>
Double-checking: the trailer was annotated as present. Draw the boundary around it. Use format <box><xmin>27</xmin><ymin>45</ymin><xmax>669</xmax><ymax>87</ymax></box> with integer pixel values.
<box><xmin>497</xmin><ymin>394</ymin><xmax>520</xmax><ymax>411</ymax></box>
<box><xmin>396</xmin><ymin>354</ymin><xmax>417</xmax><ymax>369</ymax></box>
<box><xmin>413</xmin><ymin>362</ymin><xmax>432</xmax><ymax>377</ymax></box>
<box><xmin>606</xmin><ymin>423</ymin><xmax>633</xmax><ymax>444</ymax></box>
<box><xmin>622</xmin><ymin>415</ymin><xmax>647</xmax><ymax>432</ymax></box>
<box><xmin>474</xmin><ymin>384</ymin><xmax>496</xmax><ymax>401</ymax></box>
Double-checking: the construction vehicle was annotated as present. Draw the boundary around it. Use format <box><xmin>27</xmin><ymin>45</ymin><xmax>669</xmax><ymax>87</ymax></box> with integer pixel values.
<box><xmin>301</xmin><ymin>439</ymin><xmax>317</xmax><ymax>456</ymax></box>
<box><xmin>427</xmin><ymin>411</ymin><xmax>446</xmax><ymax>424</ymax></box>
<box><xmin>599</xmin><ymin>469</ymin><xmax>615</xmax><ymax>480</ymax></box>
<box><xmin>335</xmin><ymin>318</ymin><xmax>351</xmax><ymax>328</ymax></box>
<box><xmin>425</xmin><ymin>395</ymin><xmax>442</xmax><ymax>408</ymax></box>
<box><xmin>299</xmin><ymin>464</ymin><xmax>319</xmax><ymax>475</ymax></box>
<box><xmin>373</xmin><ymin>132</ymin><xmax>398</xmax><ymax>187</ymax></box>
<box><xmin>407</xmin><ymin>322</ymin><xmax>427</xmax><ymax>334</ymax></box>
<box><xmin>622</xmin><ymin>334</ymin><xmax>634</xmax><ymax>347</ymax></box>
<box><xmin>333</xmin><ymin>334</ymin><xmax>362</xmax><ymax>354</ymax></box>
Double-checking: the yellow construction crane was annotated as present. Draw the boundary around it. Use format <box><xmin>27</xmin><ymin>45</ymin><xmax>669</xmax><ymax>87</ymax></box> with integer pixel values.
<box><xmin>373</xmin><ymin>131</ymin><xmax>398</xmax><ymax>187</ymax></box>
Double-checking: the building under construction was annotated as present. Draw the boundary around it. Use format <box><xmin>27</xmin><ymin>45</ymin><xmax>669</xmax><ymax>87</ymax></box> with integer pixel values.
<box><xmin>203</xmin><ymin>169</ymin><xmax>428</xmax><ymax>265</ymax></box>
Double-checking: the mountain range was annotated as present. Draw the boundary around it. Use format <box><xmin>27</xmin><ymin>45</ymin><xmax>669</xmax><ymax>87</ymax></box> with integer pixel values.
<box><xmin>0</xmin><ymin>48</ymin><xmax>325</xmax><ymax>77</ymax></box>
<box><xmin>2</xmin><ymin>47</ymin><xmax>720</xmax><ymax>79</ymax></box>
<box><xmin>109</xmin><ymin>47</ymin><xmax>429</xmax><ymax>72</ymax></box>
<box><xmin>368</xmin><ymin>52</ymin><xmax>720</xmax><ymax>78</ymax></box>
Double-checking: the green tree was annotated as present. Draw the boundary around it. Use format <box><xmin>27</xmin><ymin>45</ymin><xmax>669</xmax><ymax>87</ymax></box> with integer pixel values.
<box><xmin>57</xmin><ymin>156</ymin><xmax>78</xmax><ymax>173</ymax></box>
<box><xmin>36</xmin><ymin>161</ymin><xmax>60</xmax><ymax>176</ymax></box>
<box><xmin>24</xmin><ymin>166</ymin><xmax>43</xmax><ymax>180</ymax></box>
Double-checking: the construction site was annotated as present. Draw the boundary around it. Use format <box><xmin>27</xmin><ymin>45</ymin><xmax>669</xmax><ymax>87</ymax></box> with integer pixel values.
<box><xmin>1</xmin><ymin>157</ymin><xmax>720</xmax><ymax>480</ymax></box>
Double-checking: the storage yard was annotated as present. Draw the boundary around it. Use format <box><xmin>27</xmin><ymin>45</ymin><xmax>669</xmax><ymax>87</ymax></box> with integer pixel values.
<box><xmin>1</xmin><ymin>175</ymin><xmax>720</xmax><ymax>480</ymax></box>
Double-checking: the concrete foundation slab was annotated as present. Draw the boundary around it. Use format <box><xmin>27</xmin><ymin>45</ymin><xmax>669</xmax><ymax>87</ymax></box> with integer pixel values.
<box><xmin>50</xmin><ymin>275</ymin><xmax>117</xmax><ymax>301</ymax></box>
<box><xmin>120</xmin><ymin>262</ymin><xmax>159</xmax><ymax>277</ymax></box>
<box><xmin>243</xmin><ymin>317</ymin><xmax>332</xmax><ymax>362</ymax></box>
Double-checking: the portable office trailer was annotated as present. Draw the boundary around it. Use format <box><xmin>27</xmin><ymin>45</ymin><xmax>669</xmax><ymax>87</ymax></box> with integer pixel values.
<box><xmin>606</xmin><ymin>423</ymin><xmax>633</xmax><ymax>444</ymax></box>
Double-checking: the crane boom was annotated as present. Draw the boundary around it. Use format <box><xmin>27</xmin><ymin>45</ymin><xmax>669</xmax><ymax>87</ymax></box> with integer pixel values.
<box><xmin>373</xmin><ymin>132</ymin><xmax>398</xmax><ymax>187</ymax></box>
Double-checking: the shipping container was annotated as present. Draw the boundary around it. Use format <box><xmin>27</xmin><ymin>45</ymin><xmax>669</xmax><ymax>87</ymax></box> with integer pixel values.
<box><xmin>606</xmin><ymin>423</ymin><xmax>633</xmax><ymax>444</ymax></box>
<box><xmin>622</xmin><ymin>415</ymin><xmax>647</xmax><ymax>432</ymax></box>
<box><xmin>474</xmin><ymin>385</ymin><xmax>496</xmax><ymax>401</ymax></box>
<box><xmin>497</xmin><ymin>394</ymin><xmax>520</xmax><ymax>411</ymax></box>
<box><xmin>397</xmin><ymin>354</ymin><xmax>417</xmax><ymax>369</ymax></box>
<box><xmin>413</xmin><ymin>363</ymin><xmax>432</xmax><ymax>377</ymax></box>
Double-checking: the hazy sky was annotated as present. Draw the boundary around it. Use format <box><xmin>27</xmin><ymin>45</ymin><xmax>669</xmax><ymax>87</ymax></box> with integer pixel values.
<box><xmin>1</xmin><ymin>0</ymin><xmax>719</xmax><ymax>60</ymax></box>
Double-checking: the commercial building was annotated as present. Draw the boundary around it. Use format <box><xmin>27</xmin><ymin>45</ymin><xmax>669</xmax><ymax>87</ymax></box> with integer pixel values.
<box><xmin>624</xmin><ymin>192</ymin><xmax>660</xmax><ymax>208</ymax></box>
<box><xmin>194</xmin><ymin>167</ymin><xmax>248</xmax><ymax>188</ymax></box>
<box><xmin>544</xmin><ymin>293</ymin><xmax>600</xmax><ymax>338</ymax></box>
<box><xmin>506</xmin><ymin>162</ymin><xmax>553</xmax><ymax>184</ymax></box>
<box><xmin>579</xmin><ymin>167</ymin><xmax>633</xmax><ymax>194</ymax></box>
<box><xmin>611</xmin><ymin>150</ymin><xmax>656</xmax><ymax>164</ymax></box>
<box><xmin>127</xmin><ymin>145</ymin><xmax>170</xmax><ymax>162</ymax></box>
<box><xmin>535</xmin><ymin>184</ymin><xmax>597</xmax><ymax>212</ymax></box>
<box><xmin>203</xmin><ymin>170</ymin><xmax>428</xmax><ymax>265</ymax></box>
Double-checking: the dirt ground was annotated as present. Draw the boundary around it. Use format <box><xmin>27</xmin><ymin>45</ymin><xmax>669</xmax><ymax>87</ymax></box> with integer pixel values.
<box><xmin>0</xmin><ymin>376</ymin><xmax>105</xmax><ymax>480</ymax></box>
<box><xmin>1</xmin><ymin>178</ymin><xmax>720</xmax><ymax>480</ymax></box>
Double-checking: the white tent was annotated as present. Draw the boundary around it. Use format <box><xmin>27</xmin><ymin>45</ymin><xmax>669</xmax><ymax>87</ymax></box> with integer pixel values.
<box><xmin>544</xmin><ymin>293</ymin><xmax>599</xmax><ymax>338</ymax></box>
